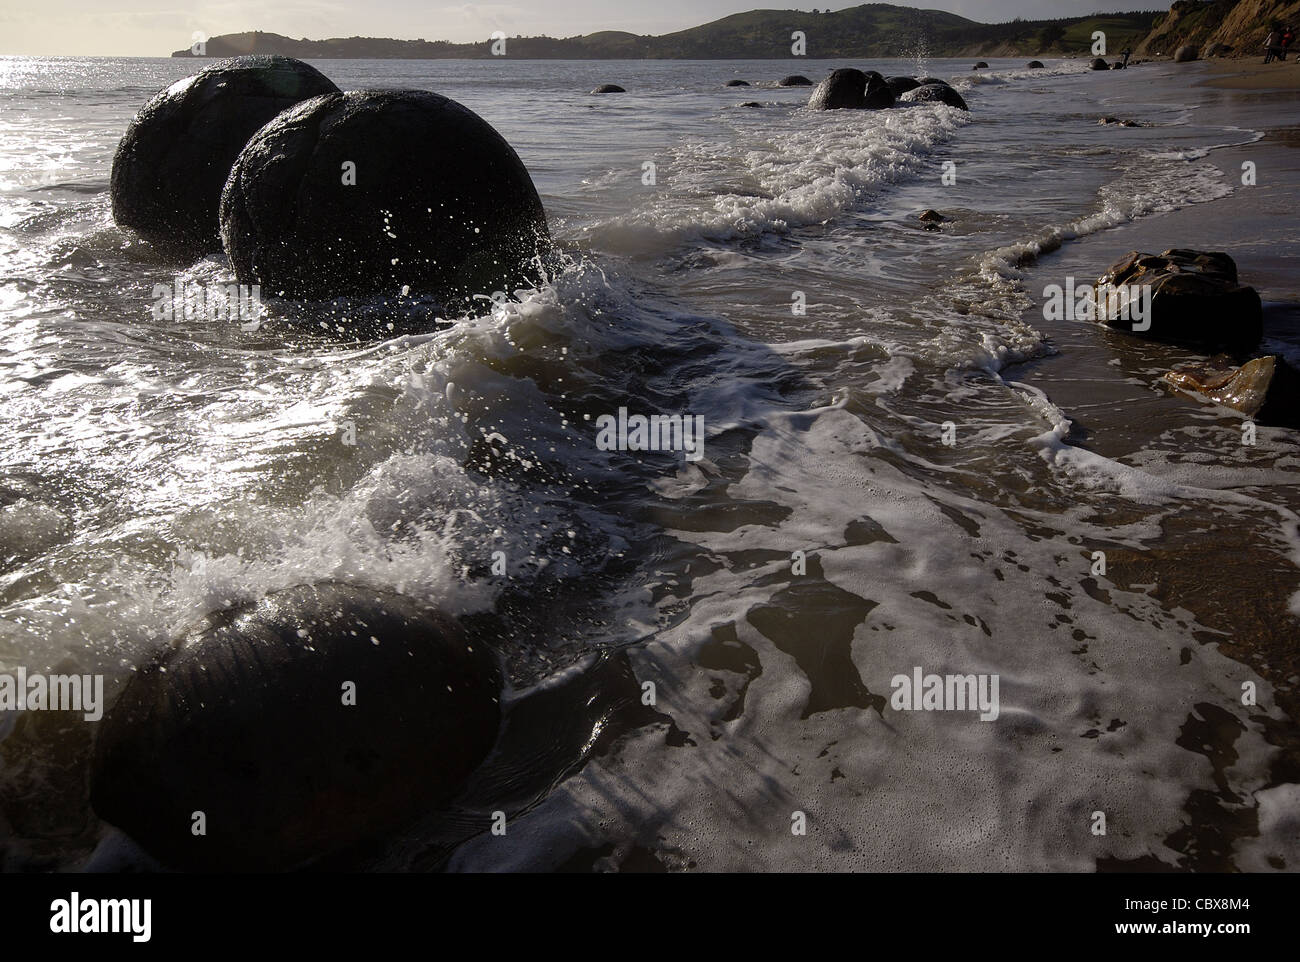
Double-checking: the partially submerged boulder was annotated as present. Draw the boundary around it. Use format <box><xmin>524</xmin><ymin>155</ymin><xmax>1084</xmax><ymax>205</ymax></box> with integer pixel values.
<box><xmin>973</xmin><ymin>61</ymin><xmax>989</xmax><ymax>69</ymax></box>
<box><xmin>1163</xmin><ymin>355</ymin><xmax>1300</xmax><ymax>426</ymax></box>
<box><xmin>1094</xmin><ymin>249</ymin><xmax>1262</xmax><ymax>352</ymax></box>
<box><xmin>863</xmin><ymin>82</ymin><xmax>895</xmax><ymax>109</ymax></box>
<box><xmin>592</xmin><ymin>83</ymin><xmax>625</xmax><ymax>93</ymax></box>
<box><xmin>220</xmin><ymin>89</ymin><xmax>550</xmax><ymax>314</ymax></box>
<box><xmin>725</xmin><ymin>79</ymin><xmax>750</xmax><ymax>87</ymax></box>
<box><xmin>110</xmin><ymin>56</ymin><xmax>340</xmax><ymax>261</ymax></box>
<box><xmin>885</xmin><ymin>75</ymin><xmax>922</xmax><ymax>96</ymax></box>
<box><xmin>808</xmin><ymin>68</ymin><xmax>868</xmax><ymax>109</ymax></box>
<box><xmin>901</xmin><ymin>83</ymin><xmax>969</xmax><ymax>111</ymax></box>
<box><xmin>1027</xmin><ymin>60</ymin><xmax>1045</xmax><ymax>69</ymax></box>
<box><xmin>90</xmin><ymin>582</ymin><xmax>503</xmax><ymax>870</ymax></box>
<box><xmin>1174</xmin><ymin>44</ymin><xmax>1199</xmax><ymax>63</ymax></box>
<box><xmin>778</xmin><ymin>75</ymin><xmax>813</xmax><ymax>86</ymax></box>
<box><xmin>1090</xmin><ymin>57</ymin><xmax>1110</xmax><ymax>70</ymax></box>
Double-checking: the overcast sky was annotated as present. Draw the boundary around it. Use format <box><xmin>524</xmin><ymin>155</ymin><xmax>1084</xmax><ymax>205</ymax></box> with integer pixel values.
<box><xmin>2</xmin><ymin>1</ymin><xmax>1163</xmax><ymax>56</ymax></box>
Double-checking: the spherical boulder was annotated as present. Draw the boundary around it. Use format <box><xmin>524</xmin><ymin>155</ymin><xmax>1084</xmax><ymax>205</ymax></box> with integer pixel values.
<box><xmin>902</xmin><ymin>83</ymin><xmax>969</xmax><ymax>111</ymax></box>
<box><xmin>916</xmin><ymin>77</ymin><xmax>951</xmax><ymax>87</ymax></box>
<box><xmin>885</xmin><ymin>76</ymin><xmax>922</xmax><ymax>96</ymax></box>
<box><xmin>973</xmin><ymin>61</ymin><xmax>989</xmax><ymax>69</ymax></box>
<box><xmin>1027</xmin><ymin>60</ymin><xmax>1045</xmax><ymax>69</ymax></box>
<box><xmin>725</xmin><ymin>79</ymin><xmax>750</xmax><ymax>87</ymax></box>
<box><xmin>1090</xmin><ymin>57</ymin><xmax>1110</xmax><ymax>70</ymax></box>
<box><xmin>778</xmin><ymin>75</ymin><xmax>813</xmax><ymax>86</ymax></box>
<box><xmin>808</xmin><ymin>68</ymin><xmax>868</xmax><ymax>109</ymax></box>
<box><xmin>110</xmin><ymin>56</ymin><xmax>340</xmax><ymax>262</ymax></box>
<box><xmin>592</xmin><ymin>83</ymin><xmax>625</xmax><ymax>93</ymax></box>
<box><xmin>219</xmin><ymin>89</ymin><xmax>550</xmax><ymax>313</ymax></box>
<box><xmin>1174</xmin><ymin>45</ymin><xmax>1199</xmax><ymax>63</ymax></box>
<box><xmin>863</xmin><ymin>83</ymin><xmax>896</xmax><ymax>109</ymax></box>
<box><xmin>89</xmin><ymin>582</ymin><xmax>503</xmax><ymax>871</ymax></box>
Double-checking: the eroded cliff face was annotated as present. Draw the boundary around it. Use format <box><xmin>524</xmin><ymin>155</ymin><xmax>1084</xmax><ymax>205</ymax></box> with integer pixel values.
<box><xmin>1138</xmin><ymin>0</ymin><xmax>1300</xmax><ymax>57</ymax></box>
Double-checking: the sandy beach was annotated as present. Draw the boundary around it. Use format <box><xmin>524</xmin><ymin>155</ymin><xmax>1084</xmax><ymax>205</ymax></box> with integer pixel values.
<box><xmin>1200</xmin><ymin>56</ymin><xmax>1300</xmax><ymax>89</ymax></box>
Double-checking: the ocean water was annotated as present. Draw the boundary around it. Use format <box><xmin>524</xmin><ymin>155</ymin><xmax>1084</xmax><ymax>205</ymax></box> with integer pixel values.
<box><xmin>0</xmin><ymin>55</ymin><xmax>1297</xmax><ymax>871</ymax></box>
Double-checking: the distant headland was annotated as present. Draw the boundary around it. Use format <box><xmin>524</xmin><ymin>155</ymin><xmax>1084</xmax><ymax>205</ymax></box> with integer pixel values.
<box><xmin>171</xmin><ymin>4</ymin><xmax>1164</xmax><ymax>60</ymax></box>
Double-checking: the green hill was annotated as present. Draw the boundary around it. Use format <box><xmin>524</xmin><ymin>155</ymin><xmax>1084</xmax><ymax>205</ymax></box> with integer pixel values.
<box><xmin>172</xmin><ymin>5</ymin><xmax>1163</xmax><ymax>60</ymax></box>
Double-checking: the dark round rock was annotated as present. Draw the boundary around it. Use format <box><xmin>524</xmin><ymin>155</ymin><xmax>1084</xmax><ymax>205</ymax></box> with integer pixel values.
<box><xmin>973</xmin><ymin>61</ymin><xmax>989</xmax><ymax>69</ymax></box>
<box><xmin>863</xmin><ymin>84</ymin><xmax>896</xmax><ymax>109</ymax></box>
<box><xmin>1090</xmin><ymin>57</ymin><xmax>1110</xmax><ymax>70</ymax></box>
<box><xmin>903</xmin><ymin>83</ymin><xmax>969</xmax><ymax>111</ymax></box>
<box><xmin>89</xmin><ymin>582</ymin><xmax>503</xmax><ymax>871</ymax></box>
<box><xmin>592</xmin><ymin>83</ymin><xmax>625</xmax><ymax>93</ymax></box>
<box><xmin>778</xmin><ymin>75</ymin><xmax>813</xmax><ymax>86</ymax></box>
<box><xmin>725</xmin><ymin>79</ymin><xmax>751</xmax><ymax>87</ymax></box>
<box><xmin>808</xmin><ymin>68</ymin><xmax>868</xmax><ymax>109</ymax></box>
<box><xmin>885</xmin><ymin>76</ymin><xmax>922</xmax><ymax>96</ymax></box>
<box><xmin>916</xmin><ymin>77</ymin><xmax>951</xmax><ymax>87</ymax></box>
<box><xmin>1027</xmin><ymin>60</ymin><xmax>1045</xmax><ymax>69</ymax></box>
<box><xmin>110</xmin><ymin>56</ymin><xmax>340</xmax><ymax>262</ymax></box>
<box><xmin>219</xmin><ymin>89</ymin><xmax>550</xmax><ymax>313</ymax></box>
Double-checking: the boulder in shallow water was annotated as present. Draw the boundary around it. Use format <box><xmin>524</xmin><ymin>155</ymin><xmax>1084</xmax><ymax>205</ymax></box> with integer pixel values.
<box><xmin>1111</xmin><ymin>61</ymin><xmax>1126</xmax><ymax>69</ymax></box>
<box><xmin>901</xmin><ymin>83</ymin><xmax>969</xmax><ymax>111</ymax></box>
<box><xmin>219</xmin><ymin>89</ymin><xmax>550</xmax><ymax>313</ymax></box>
<box><xmin>591</xmin><ymin>83</ymin><xmax>625</xmax><ymax>93</ymax></box>
<box><xmin>808</xmin><ymin>68</ymin><xmax>868</xmax><ymax>109</ymax></box>
<box><xmin>863</xmin><ymin>83</ymin><xmax>896</xmax><ymax>109</ymax></box>
<box><xmin>1090</xmin><ymin>57</ymin><xmax>1110</xmax><ymax>70</ymax></box>
<box><xmin>973</xmin><ymin>61</ymin><xmax>989</xmax><ymax>69</ymax></box>
<box><xmin>1094</xmin><ymin>249</ymin><xmax>1262</xmax><ymax>352</ymax></box>
<box><xmin>724</xmin><ymin>79</ymin><xmax>750</xmax><ymax>87</ymax></box>
<box><xmin>110</xmin><ymin>56</ymin><xmax>339</xmax><ymax>261</ymax></box>
<box><xmin>90</xmin><ymin>582</ymin><xmax>503</xmax><ymax>871</ymax></box>
<box><xmin>1027</xmin><ymin>61</ymin><xmax>1045</xmax><ymax>69</ymax></box>
<box><xmin>1162</xmin><ymin>355</ymin><xmax>1300</xmax><ymax>426</ymax></box>
<box><xmin>916</xmin><ymin>77</ymin><xmax>950</xmax><ymax>87</ymax></box>
<box><xmin>778</xmin><ymin>75</ymin><xmax>813</xmax><ymax>86</ymax></box>
<box><xmin>885</xmin><ymin>75</ymin><xmax>922</xmax><ymax>96</ymax></box>
<box><xmin>1174</xmin><ymin>45</ymin><xmax>1199</xmax><ymax>63</ymax></box>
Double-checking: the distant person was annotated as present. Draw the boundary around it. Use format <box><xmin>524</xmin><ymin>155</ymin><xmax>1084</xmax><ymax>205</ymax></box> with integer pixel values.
<box><xmin>1263</xmin><ymin>28</ymin><xmax>1283</xmax><ymax>63</ymax></box>
<box><xmin>1121</xmin><ymin>46</ymin><xmax>1131</xmax><ymax>67</ymax></box>
<box><xmin>1283</xmin><ymin>26</ymin><xmax>1295</xmax><ymax>59</ymax></box>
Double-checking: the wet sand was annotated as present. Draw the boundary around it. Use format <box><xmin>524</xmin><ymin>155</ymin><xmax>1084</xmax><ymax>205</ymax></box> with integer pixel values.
<box><xmin>1199</xmin><ymin>57</ymin><xmax>1300</xmax><ymax>90</ymax></box>
<box><xmin>1005</xmin><ymin>64</ymin><xmax>1300</xmax><ymax>847</ymax></box>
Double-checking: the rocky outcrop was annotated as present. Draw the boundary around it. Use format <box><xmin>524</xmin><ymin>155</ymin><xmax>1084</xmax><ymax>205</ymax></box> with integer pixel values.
<box><xmin>1094</xmin><ymin>249</ymin><xmax>1262</xmax><ymax>352</ymax></box>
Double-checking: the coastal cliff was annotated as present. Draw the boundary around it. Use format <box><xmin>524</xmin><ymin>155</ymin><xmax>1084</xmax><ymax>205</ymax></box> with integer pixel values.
<box><xmin>1137</xmin><ymin>0</ymin><xmax>1300</xmax><ymax>57</ymax></box>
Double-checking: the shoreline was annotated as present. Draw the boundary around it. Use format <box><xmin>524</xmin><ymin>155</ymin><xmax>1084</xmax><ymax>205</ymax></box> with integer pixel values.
<box><xmin>1008</xmin><ymin>64</ymin><xmax>1300</xmax><ymax>727</ymax></box>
